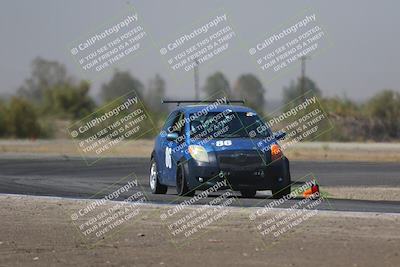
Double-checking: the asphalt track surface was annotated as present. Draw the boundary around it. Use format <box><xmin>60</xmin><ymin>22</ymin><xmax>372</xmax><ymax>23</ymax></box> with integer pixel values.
<box><xmin>0</xmin><ymin>156</ymin><xmax>399</xmax><ymax>213</ymax></box>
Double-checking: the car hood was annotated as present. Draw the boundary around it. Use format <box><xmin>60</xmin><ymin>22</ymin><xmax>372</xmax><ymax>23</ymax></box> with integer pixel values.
<box><xmin>190</xmin><ymin>138</ymin><xmax>273</xmax><ymax>153</ymax></box>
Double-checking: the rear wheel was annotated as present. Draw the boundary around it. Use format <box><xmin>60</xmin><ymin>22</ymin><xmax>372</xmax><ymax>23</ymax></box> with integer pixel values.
<box><xmin>240</xmin><ymin>189</ymin><xmax>257</xmax><ymax>198</ymax></box>
<box><xmin>176</xmin><ymin>163</ymin><xmax>194</xmax><ymax>197</ymax></box>
<box><xmin>149</xmin><ymin>159</ymin><xmax>167</xmax><ymax>194</ymax></box>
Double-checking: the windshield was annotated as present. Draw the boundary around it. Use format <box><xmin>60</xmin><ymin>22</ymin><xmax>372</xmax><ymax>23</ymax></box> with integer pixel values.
<box><xmin>189</xmin><ymin>111</ymin><xmax>271</xmax><ymax>139</ymax></box>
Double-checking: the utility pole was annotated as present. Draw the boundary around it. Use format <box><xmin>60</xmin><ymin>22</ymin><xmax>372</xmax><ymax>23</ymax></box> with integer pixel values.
<box><xmin>300</xmin><ymin>56</ymin><xmax>309</xmax><ymax>101</ymax></box>
<box><xmin>194</xmin><ymin>58</ymin><xmax>199</xmax><ymax>100</ymax></box>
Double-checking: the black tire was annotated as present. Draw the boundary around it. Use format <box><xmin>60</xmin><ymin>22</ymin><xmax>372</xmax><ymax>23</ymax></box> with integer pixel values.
<box><xmin>149</xmin><ymin>158</ymin><xmax>168</xmax><ymax>194</ymax></box>
<box><xmin>176</xmin><ymin>163</ymin><xmax>194</xmax><ymax>197</ymax></box>
<box><xmin>272</xmin><ymin>158</ymin><xmax>292</xmax><ymax>199</ymax></box>
<box><xmin>240</xmin><ymin>189</ymin><xmax>257</xmax><ymax>198</ymax></box>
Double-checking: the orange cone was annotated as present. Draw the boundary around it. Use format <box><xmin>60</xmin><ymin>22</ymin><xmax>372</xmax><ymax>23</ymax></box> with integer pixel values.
<box><xmin>303</xmin><ymin>180</ymin><xmax>320</xmax><ymax>199</ymax></box>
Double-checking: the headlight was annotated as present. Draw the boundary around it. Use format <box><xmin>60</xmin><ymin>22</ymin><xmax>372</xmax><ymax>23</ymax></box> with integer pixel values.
<box><xmin>188</xmin><ymin>145</ymin><xmax>209</xmax><ymax>162</ymax></box>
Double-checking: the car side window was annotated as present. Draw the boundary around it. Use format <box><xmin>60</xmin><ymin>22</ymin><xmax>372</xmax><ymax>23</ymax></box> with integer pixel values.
<box><xmin>162</xmin><ymin>111</ymin><xmax>177</xmax><ymax>133</ymax></box>
<box><xmin>171</xmin><ymin>112</ymin><xmax>185</xmax><ymax>137</ymax></box>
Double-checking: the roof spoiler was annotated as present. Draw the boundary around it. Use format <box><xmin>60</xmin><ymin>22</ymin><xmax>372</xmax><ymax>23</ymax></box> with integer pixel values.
<box><xmin>161</xmin><ymin>99</ymin><xmax>245</xmax><ymax>106</ymax></box>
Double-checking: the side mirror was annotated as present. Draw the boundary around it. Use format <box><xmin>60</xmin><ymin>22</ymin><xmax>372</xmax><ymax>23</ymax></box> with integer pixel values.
<box><xmin>166</xmin><ymin>132</ymin><xmax>178</xmax><ymax>141</ymax></box>
<box><xmin>274</xmin><ymin>131</ymin><xmax>286</xmax><ymax>140</ymax></box>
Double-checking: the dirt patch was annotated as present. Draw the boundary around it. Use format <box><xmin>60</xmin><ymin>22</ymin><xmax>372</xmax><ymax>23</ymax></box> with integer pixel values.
<box><xmin>0</xmin><ymin>194</ymin><xmax>399</xmax><ymax>267</ymax></box>
<box><xmin>0</xmin><ymin>139</ymin><xmax>153</xmax><ymax>158</ymax></box>
<box><xmin>284</xmin><ymin>142</ymin><xmax>400</xmax><ymax>162</ymax></box>
<box><xmin>324</xmin><ymin>186</ymin><xmax>400</xmax><ymax>201</ymax></box>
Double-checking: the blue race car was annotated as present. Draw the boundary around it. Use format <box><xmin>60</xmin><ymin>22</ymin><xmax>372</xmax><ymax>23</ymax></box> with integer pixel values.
<box><xmin>149</xmin><ymin>101</ymin><xmax>291</xmax><ymax>198</ymax></box>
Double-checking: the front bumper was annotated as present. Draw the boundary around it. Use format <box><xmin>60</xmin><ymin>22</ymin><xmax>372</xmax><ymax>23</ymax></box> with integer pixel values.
<box><xmin>184</xmin><ymin>151</ymin><xmax>290</xmax><ymax>191</ymax></box>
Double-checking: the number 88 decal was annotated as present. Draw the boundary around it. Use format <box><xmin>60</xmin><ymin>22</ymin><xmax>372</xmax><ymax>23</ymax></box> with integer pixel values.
<box><xmin>216</xmin><ymin>140</ymin><xmax>232</xmax><ymax>147</ymax></box>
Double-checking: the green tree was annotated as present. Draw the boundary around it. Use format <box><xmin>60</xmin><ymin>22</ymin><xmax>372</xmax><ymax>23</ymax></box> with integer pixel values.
<box><xmin>0</xmin><ymin>99</ymin><xmax>7</xmax><ymax>136</ymax></box>
<box><xmin>364</xmin><ymin>90</ymin><xmax>400</xmax><ymax>139</ymax></box>
<box><xmin>42</xmin><ymin>81</ymin><xmax>96</xmax><ymax>119</ymax></box>
<box><xmin>233</xmin><ymin>74</ymin><xmax>265</xmax><ymax>113</ymax></box>
<box><xmin>282</xmin><ymin>76</ymin><xmax>321</xmax><ymax>105</ymax></box>
<box><xmin>18</xmin><ymin>57</ymin><xmax>71</xmax><ymax>103</ymax></box>
<box><xmin>321</xmin><ymin>96</ymin><xmax>360</xmax><ymax>117</ymax></box>
<box><xmin>145</xmin><ymin>74</ymin><xmax>167</xmax><ymax>114</ymax></box>
<box><xmin>101</xmin><ymin>70</ymin><xmax>144</xmax><ymax>103</ymax></box>
<box><xmin>203</xmin><ymin>72</ymin><xmax>230</xmax><ymax>99</ymax></box>
<box><xmin>317</xmin><ymin>97</ymin><xmax>363</xmax><ymax>141</ymax></box>
<box><xmin>7</xmin><ymin>97</ymin><xmax>41</xmax><ymax>138</ymax></box>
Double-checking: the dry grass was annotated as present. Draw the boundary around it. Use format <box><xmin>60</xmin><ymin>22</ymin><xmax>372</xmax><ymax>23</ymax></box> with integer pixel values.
<box><xmin>0</xmin><ymin>139</ymin><xmax>399</xmax><ymax>162</ymax></box>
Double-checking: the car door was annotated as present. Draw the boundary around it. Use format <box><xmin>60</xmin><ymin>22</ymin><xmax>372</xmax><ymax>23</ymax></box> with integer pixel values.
<box><xmin>155</xmin><ymin>111</ymin><xmax>177</xmax><ymax>185</ymax></box>
<box><xmin>162</xmin><ymin>111</ymin><xmax>186</xmax><ymax>185</ymax></box>
<box><xmin>156</xmin><ymin>111</ymin><xmax>184</xmax><ymax>186</ymax></box>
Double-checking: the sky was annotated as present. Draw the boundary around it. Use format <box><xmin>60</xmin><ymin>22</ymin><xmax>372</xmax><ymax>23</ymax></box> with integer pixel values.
<box><xmin>1</xmin><ymin>0</ymin><xmax>399</xmax><ymax>103</ymax></box>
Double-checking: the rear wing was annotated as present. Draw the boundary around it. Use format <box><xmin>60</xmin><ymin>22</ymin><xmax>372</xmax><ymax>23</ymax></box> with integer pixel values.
<box><xmin>161</xmin><ymin>99</ymin><xmax>245</xmax><ymax>106</ymax></box>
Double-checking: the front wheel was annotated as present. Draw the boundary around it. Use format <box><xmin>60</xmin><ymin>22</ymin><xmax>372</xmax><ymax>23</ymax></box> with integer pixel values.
<box><xmin>272</xmin><ymin>159</ymin><xmax>292</xmax><ymax>199</ymax></box>
<box><xmin>176</xmin><ymin>163</ymin><xmax>194</xmax><ymax>197</ymax></box>
<box><xmin>149</xmin><ymin>159</ymin><xmax>167</xmax><ymax>194</ymax></box>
